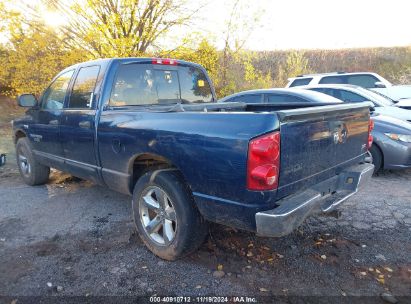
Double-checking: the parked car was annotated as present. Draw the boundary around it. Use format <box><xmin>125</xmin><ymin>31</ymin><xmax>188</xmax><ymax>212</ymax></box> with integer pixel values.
<box><xmin>301</xmin><ymin>84</ymin><xmax>411</xmax><ymax>122</ymax></box>
<box><xmin>369</xmin><ymin>114</ymin><xmax>411</xmax><ymax>172</ymax></box>
<box><xmin>13</xmin><ymin>58</ymin><xmax>374</xmax><ymax>260</ymax></box>
<box><xmin>218</xmin><ymin>88</ymin><xmax>343</xmax><ymax>107</ymax></box>
<box><xmin>220</xmin><ymin>88</ymin><xmax>410</xmax><ymax>173</ymax></box>
<box><xmin>371</xmin><ymin>86</ymin><xmax>411</xmax><ymax>110</ymax></box>
<box><xmin>286</xmin><ymin>72</ymin><xmax>392</xmax><ymax>88</ymax></box>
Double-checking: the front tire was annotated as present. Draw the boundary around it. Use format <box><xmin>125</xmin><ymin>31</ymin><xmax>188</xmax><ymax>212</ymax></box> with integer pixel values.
<box><xmin>132</xmin><ymin>169</ymin><xmax>208</xmax><ymax>260</ymax></box>
<box><xmin>16</xmin><ymin>137</ymin><xmax>50</xmax><ymax>185</ymax></box>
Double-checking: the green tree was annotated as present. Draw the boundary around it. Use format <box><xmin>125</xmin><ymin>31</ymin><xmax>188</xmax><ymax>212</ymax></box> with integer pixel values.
<box><xmin>0</xmin><ymin>20</ymin><xmax>85</xmax><ymax>96</ymax></box>
<box><xmin>162</xmin><ymin>38</ymin><xmax>219</xmax><ymax>81</ymax></box>
<box><xmin>284</xmin><ymin>51</ymin><xmax>310</xmax><ymax>78</ymax></box>
<box><xmin>274</xmin><ymin>51</ymin><xmax>310</xmax><ymax>86</ymax></box>
<box><xmin>243</xmin><ymin>52</ymin><xmax>273</xmax><ymax>90</ymax></box>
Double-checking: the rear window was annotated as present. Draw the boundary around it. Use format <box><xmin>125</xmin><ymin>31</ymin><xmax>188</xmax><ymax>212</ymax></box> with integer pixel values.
<box><xmin>289</xmin><ymin>78</ymin><xmax>313</xmax><ymax>87</ymax></box>
<box><xmin>338</xmin><ymin>90</ymin><xmax>368</xmax><ymax>102</ymax></box>
<box><xmin>110</xmin><ymin>64</ymin><xmax>213</xmax><ymax>106</ymax></box>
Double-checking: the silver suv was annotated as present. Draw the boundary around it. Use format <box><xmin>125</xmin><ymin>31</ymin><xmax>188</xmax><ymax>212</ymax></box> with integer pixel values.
<box><xmin>286</xmin><ymin>72</ymin><xmax>392</xmax><ymax>89</ymax></box>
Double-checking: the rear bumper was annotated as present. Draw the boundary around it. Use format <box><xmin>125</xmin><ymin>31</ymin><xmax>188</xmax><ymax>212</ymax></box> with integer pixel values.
<box><xmin>255</xmin><ymin>163</ymin><xmax>374</xmax><ymax>237</ymax></box>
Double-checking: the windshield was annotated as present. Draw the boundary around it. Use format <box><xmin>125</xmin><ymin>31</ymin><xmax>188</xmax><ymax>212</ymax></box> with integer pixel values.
<box><xmin>370</xmin><ymin>89</ymin><xmax>396</xmax><ymax>103</ymax></box>
<box><xmin>357</xmin><ymin>87</ymin><xmax>393</xmax><ymax>106</ymax></box>
<box><xmin>110</xmin><ymin>63</ymin><xmax>214</xmax><ymax>107</ymax></box>
<box><xmin>372</xmin><ymin>86</ymin><xmax>411</xmax><ymax>101</ymax></box>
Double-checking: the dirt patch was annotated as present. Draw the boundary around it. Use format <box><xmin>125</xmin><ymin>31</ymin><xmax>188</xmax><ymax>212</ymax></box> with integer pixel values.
<box><xmin>0</xmin><ymin>218</ymin><xmax>26</xmax><ymax>239</ymax></box>
<box><xmin>0</xmin><ymin>256</ymin><xmax>33</xmax><ymax>285</ymax></box>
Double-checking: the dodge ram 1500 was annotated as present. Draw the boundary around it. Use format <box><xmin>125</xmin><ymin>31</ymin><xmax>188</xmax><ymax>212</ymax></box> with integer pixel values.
<box><xmin>13</xmin><ymin>58</ymin><xmax>374</xmax><ymax>260</ymax></box>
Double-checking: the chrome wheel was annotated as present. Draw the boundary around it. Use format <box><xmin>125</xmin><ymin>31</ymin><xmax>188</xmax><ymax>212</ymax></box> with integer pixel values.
<box><xmin>139</xmin><ymin>186</ymin><xmax>177</xmax><ymax>246</ymax></box>
<box><xmin>18</xmin><ymin>154</ymin><xmax>31</xmax><ymax>176</ymax></box>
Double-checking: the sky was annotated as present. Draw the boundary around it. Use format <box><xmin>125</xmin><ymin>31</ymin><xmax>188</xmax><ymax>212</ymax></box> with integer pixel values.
<box><xmin>7</xmin><ymin>0</ymin><xmax>411</xmax><ymax>50</ymax></box>
<box><xmin>196</xmin><ymin>0</ymin><xmax>411</xmax><ymax>50</ymax></box>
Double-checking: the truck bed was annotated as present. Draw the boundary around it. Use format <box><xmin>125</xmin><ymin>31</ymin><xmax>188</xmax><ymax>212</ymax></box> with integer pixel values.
<box><xmin>98</xmin><ymin>102</ymin><xmax>371</xmax><ymax>230</ymax></box>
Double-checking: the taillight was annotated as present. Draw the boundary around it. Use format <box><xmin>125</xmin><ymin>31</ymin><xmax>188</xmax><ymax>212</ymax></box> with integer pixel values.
<box><xmin>367</xmin><ymin>119</ymin><xmax>374</xmax><ymax>149</ymax></box>
<box><xmin>247</xmin><ymin>131</ymin><xmax>280</xmax><ymax>191</ymax></box>
<box><xmin>151</xmin><ymin>58</ymin><xmax>178</xmax><ymax>65</ymax></box>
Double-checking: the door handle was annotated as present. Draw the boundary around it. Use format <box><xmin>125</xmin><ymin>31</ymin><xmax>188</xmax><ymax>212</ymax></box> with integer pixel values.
<box><xmin>79</xmin><ymin>121</ymin><xmax>91</xmax><ymax>129</ymax></box>
<box><xmin>49</xmin><ymin>120</ymin><xmax>58</xmax><ymax>125</ymax></box>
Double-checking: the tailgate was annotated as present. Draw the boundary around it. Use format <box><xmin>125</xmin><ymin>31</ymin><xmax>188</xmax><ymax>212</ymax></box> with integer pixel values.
<box><xmin>276</xmin><ymin>103</ymin><xmax>371</xmax><ymax>197</ymax></box>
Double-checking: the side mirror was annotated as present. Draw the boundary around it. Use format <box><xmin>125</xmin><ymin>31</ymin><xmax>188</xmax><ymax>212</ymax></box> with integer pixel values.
<box><xmin>374</xmin><ymin>81</ymin><xmax>386</xmax><ymax>88</ymax></box>
<box><xmin>17</xmin><ymin>94</ymin><xmax>38</xmax><ymax>107</ymax></box>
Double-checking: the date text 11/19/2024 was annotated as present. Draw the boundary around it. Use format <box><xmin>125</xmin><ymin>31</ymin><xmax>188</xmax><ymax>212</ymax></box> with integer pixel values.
<box><xmin>150</xmin><ymin>296</ymin><xmax>257</xmax><ymax>303</ymax></box>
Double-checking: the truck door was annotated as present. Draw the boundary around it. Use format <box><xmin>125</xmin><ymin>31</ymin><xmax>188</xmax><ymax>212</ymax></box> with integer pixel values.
<box><xmin>29</xmin><ymin>70</ymin><xmax>75</xmax><ymax>161</ymax></box>
<box><xmin>60</xmin><ymin>65</ymin><xmax>100</xmax><ymax>182</ymax></box>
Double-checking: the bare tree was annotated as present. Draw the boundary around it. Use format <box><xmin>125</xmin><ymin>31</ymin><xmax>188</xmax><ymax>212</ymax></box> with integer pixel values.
<box><xmin>47</xmin><ymin>0</ymin><xmax>201</xmax><ymax>57</ymax></box>
<box><xmin>218</xmin><ymin>0</ymin><xmax>265</xmax><ymax>94</ymax></box>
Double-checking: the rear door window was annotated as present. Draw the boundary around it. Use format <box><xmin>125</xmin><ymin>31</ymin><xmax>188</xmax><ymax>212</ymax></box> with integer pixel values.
<box><xmin>337</xmin><ymin>90</ymin><xmax>368</xmax><ymax>102</ymax></box>
<box><xmin>289</xmin><ymin>78</ymin><xmax>313</xmax><ymax>87</ymax></box>
<box><xmin>68</xmin><ymin>66</ymin><xmax>100</xmax><ymax>109</ymax></box>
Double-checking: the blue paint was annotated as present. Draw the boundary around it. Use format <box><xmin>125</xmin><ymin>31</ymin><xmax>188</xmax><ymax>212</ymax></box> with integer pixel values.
<box><xmin>13</xmin><ymin>58</ymin><xmax>370</xmax><ymax>231</ymax></box>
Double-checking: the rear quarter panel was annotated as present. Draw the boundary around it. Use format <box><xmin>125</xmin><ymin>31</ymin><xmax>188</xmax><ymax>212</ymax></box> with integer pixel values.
<box><xmin>97</xmin><ymin>110</ymin><xmax>280</xmax><ymax>206</ymax></box>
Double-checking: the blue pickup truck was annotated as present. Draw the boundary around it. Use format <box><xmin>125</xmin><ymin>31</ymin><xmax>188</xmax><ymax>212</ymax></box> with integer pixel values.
<box><xmin>13</xmin><ymin>58</ymin><xmax>374</xmax><ymax>260</ymax></box>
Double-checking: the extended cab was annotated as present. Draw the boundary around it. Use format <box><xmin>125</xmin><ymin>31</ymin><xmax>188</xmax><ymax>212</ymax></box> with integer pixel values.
<box><xmin>13</xmin><ymin>58</ymin><xmax>374</xmax><ymax>260</ymax></box>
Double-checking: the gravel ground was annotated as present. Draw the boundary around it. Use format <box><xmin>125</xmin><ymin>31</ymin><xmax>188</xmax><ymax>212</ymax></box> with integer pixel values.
<box><xmin>0</xmin><ymin>125</ymin><xmax>410</xmax><ymax>303</ymax></box>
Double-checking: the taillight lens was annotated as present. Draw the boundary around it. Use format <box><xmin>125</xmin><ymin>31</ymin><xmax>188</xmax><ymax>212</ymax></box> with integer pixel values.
<box><xmin>247</xmin><ymin>131</ymin><xmax>280</xmax><ymax>191</ymax></box>
<box><xmin>367</xmin><ymin>119</ymin><xmax>374</xmax><ymax>149</ymax></box>
<box><xmin>151</xmin><ymin>58</ymin><xmax>178</xmax><ymax>65</ymax></box>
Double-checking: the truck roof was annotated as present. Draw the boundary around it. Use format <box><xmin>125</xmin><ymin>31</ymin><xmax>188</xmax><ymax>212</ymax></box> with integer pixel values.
<box><xmin>61</xmin><ymin>57</ymin><xmax>203</xmax><ymax>73</ymax></box>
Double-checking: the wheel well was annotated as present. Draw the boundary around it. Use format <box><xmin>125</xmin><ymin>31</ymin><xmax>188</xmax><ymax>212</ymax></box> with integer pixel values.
<box><xmin>14</xmin><ymin>130</ymin><xmax>26</xmax><ymax>144</ymax></box>
<box><xmin>130</xmin><ymin>153</ymin><xmax>175</xmax><ymax>189</ymax></box>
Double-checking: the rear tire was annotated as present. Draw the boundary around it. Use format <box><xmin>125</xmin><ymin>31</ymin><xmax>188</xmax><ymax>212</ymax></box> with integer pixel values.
<box><xmin>132</xmin><ymin>169</ymin><xmax>208</xmax><ymax>260</ymax></box>
<box><xmin>16</xmin><ymin>138</ymin><xmax>50</xmax><ymax>185</ymax></box>
<box><xmin>369</xmin><ymin>144</ymin><xmax>383</xmax><ymax>173</ymax></box>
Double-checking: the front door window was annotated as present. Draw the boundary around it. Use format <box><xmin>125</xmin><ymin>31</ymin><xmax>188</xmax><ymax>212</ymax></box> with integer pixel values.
<box><xmin>41</xmin><ymin>70</ymin><xmax>74</xmax><ymax>110</ymax></box>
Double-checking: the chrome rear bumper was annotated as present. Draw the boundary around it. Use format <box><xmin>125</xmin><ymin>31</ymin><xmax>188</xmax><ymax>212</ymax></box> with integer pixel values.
<box><xmin>255</xmin><ymin>163</ymin><xmax>374</xmax><ymax>237</ymax></box>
